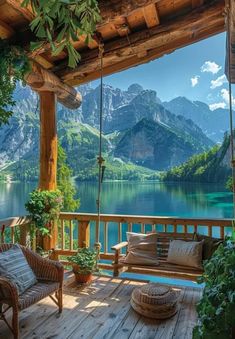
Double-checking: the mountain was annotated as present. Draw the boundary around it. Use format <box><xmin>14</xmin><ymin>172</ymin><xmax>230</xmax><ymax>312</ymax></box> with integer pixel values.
<box><xmin>162</xmin><ymin>133</ymin><xmax>231</xmax><ymax>183</ymax></box>
<box><xmin>114</xmin><ymin>118</ymin><xmax>211</xmax><ymax>170</ymax></box>
<box><xmin>0</xmin><ymin>82</ymin><xmax>215</xmax><ymax>181</ymax></box>
<box><xmin>163</xmin><ymin>97</ymin><xmax>230</xmax><ymax>142</ymax></box>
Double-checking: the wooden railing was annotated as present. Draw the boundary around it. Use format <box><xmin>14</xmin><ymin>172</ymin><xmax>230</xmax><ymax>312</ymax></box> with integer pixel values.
<box><xmin>55</xmin><ymin>213</ymin><xmax>233</xmax><ymax>268</ymax></box>
<box><xmin>0</xmin><ymin>216</ymin><xmax>30</xmax><ymax>245</ymax></box>
<box><xmin>0</xmin><ymin>213</ymin><xmax>233</xmax><ymax>270</ymax></box>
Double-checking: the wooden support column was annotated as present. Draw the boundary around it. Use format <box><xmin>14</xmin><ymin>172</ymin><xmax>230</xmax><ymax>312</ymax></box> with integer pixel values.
<box><xmin>39</xmin><ymin>91</ymin><xmax>58</xmax><ymax>251</ymax></box>
<box><xmin>39</xmin><ymin>91</ymin><xmax>57</xmax><ymax>190</ymax></box>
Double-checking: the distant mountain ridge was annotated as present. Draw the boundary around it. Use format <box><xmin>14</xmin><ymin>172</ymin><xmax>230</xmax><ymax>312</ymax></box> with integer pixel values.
<box><xmin>163</xmin><ymin>96</ymin><xmax>230</xmax><ymax>142</ymax></box>
<box><xmin>0</xmin><ymin>82</ymin><xmax>225</xmax><ymax>181</ymax></box>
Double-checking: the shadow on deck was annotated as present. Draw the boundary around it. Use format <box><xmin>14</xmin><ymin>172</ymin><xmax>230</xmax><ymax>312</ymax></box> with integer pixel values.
<box><xmin>0</xmin><ymin>275</ymin><xmax>202</xmax><ymax>339</ymax></box>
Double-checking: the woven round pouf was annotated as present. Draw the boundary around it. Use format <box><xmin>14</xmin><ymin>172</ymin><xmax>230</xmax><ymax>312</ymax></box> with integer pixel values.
<box><xmin>131</xmin><ymin>283</ymin><xmax>180</xmax><ymax>319</ymax></box>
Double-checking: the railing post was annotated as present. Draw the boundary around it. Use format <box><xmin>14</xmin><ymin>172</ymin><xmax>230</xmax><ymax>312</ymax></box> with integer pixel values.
<box><xmin>78</xmin><ymin>221</ymin><xmax>90</xmax><ymax>248</ymax></box>
<box><xmin>20</xmin><ymin>224</ymin><xmax>28</xmax><ymax>246</ymax></box>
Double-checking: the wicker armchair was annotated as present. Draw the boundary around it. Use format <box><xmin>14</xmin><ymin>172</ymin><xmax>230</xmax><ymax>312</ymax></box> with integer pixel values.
<box><xmin>0</xmin><ymin>244</ymin><xmax>64</xmax><ymax>339</ymax></box>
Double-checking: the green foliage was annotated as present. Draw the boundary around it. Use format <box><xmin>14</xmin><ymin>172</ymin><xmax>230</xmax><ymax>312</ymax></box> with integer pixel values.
<box><xmin>21</xmin><ymin>0</ymin><xmax>101</xmax><ymax>68</ymax></box>
<box><xmin>162</xmin><ymin>134</ymin><xmax>231</xmax><ymax>183</ymax></box>
<box><xmin>0</xmin><ymin>40</ymin><xmax>30</xmax><ymax>124</ymax></box>
<box><xmin>226</xmin><ymin>176</ymin><xmax>233</xmax><ymax>191</ymax></box>
<box><xmin>193</xmin><ymin>241</ymin><xmax>235</xmax><ymax>339</ymax></box>
<box><xmin>57</xmin><ymin>143</ymin><xmax>80</xmax><ymax>211</ymax></box>
<box><xmin>25</xmin><ymin>189</ymin><xmax>63</xmax><ymax>235</ymax></box>
<box><xmin>68</xmin><ymin>247</ymin><xmax>97</xmax><ymax>274</ymax></box>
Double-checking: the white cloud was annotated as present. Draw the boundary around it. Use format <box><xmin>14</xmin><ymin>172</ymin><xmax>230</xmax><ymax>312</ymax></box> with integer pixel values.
<box><xmin>210</xmin><ymin>74</ymin><xmax>227</xmax><ymax>89</ymax></box>
<box><xmin>201</xmin><ymin>61</ymin><xmax>222</xmax><ymax>74</ymax></box>
<box><xmin>221</xmin><ymin>88</ymin><xmax>235</xmax><ymax>105</ymax></box>
<box><xmin>191</xmin><ymin>75</ymin><xmax>200</xmax><ymax>87</ymax></box>
<box><xmin>209</xmin><ymin>102</ymin><xmax>226</xmax><ymax>111</ymax></box>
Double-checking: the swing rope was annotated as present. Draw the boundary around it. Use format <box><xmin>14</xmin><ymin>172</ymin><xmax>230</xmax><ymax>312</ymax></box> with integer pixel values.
<box><xmin>226</xmin><ymin>0</ymin><xmax>235</xmax><ymax>218</ymax></box>
<box><xmin>94</xmin><ymin>41</ymin><xmax>105</xmax><ymax>267</ymax></box>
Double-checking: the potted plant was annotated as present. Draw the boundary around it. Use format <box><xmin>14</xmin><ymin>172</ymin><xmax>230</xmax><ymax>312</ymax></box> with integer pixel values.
<box><xmin>193</xmin><ymin>239</ymin><xmax>235</xmax><ymax>339</ymax></box>
<box><xmin>25</xmin><ymin>189</ymin><xmax>63</xmax><ymax>250</ymax></box>
<box><xmin>68</xmin><ymin>247</ymin><xmax>97</xmax><ymax>284</ymax></box>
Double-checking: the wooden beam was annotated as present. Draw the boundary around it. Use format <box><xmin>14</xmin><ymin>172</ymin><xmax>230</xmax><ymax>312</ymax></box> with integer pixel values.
<box><xmin>142</xmin><ymin>3</ymin><xmax>160</xmax><ymax>28</ymax></box>
<box><xmin>55</xmin><ymin>1</ymin><xmax>224</xmax><ymax>85</ymax></box>
<box><xmin>5</xmin><ymin>0</ymin><xmax>34</xmax><ymax>21</ymax></box>
<box><xmin>99</xmin><ymin>0</ymin><xmax>161</xmax><ymax>21</ymax></box>
<box><xmin>192</xmin><ymin>0</ymin><xmax>204</xmax><ymax>8</ymax></box>
<box><xmin>0</xmin><ymin>19</ymin><xmax>14</xmax><ymax>38</ymax></box>
<box><xmin>25</xmin><ymin>62</ymin><xmax>82</xmax><ymax>109</ymax></box>
<box><xmin>225</xmin><ymin>0</ymin><xmax>235</xmax><ymax>83</ymax></box>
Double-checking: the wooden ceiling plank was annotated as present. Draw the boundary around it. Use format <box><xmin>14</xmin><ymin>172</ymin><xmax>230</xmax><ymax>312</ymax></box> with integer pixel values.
<box><xmin>142</xmin><ymin>3</ymin><xmax>160</xmax><ymax>28</ymax></box>
<box><xmin>5</xmin><ymin>0</ymin><xmax>34</xmax><ymax>21</ymax></box>
<box><xmin>192</xmin><ymin>0</ymin><xmax>204</xmax><ymax>9</ymax></box>
<box><xmin>113</xmin><ymin>17</ymin><xmax>130</xmax><ymax>37</ymax></box>
<box><xmin>66</xmin><ymin>22</ymin><xmax>224</xmax><ymax>87</ymax></box>
<box><xmin>33</xmin><ymin>55</ymin><xmax>54</xmax><ymax>69</ymax></box>
<box><xmin>56</xmin><ymin>1</ymin><xmax>224</xmax><ymax>83</ymax></box>
<box><xmin>0</xmin><ymin>19</ymin><xmax>14</xmax><ymax>38</ymax></box>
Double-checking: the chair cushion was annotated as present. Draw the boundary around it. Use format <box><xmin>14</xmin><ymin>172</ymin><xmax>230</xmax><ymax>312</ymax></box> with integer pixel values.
<box><xmin>193</xmin><ymin>233</ymin><xmax>224</xmax><ymax>260</ymax></box>
<box><xmin>18</xmin><ymin>281</ymin><xmax>60</xmax><ymax>310</ymax></box>
<box><xmin>124</xmin><ymin>232</ymin><xmax>159</xmax><ymax>265</ymax></box>
<box><xmin>0</xmin><ymin>244</ymin><xmax>37</xmax><ymax>295</ymax></box>
<box><xmin>167</xmin><ymin>240</ymin><xmax>203</xmax><ymax>269</ymax></box>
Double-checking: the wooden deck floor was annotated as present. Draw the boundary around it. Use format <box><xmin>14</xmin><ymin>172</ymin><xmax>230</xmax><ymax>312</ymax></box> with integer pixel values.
<box><xmin>0</xmin><ymin>275</ymin><xmax>202</xmax><ymax>339</ymax></box>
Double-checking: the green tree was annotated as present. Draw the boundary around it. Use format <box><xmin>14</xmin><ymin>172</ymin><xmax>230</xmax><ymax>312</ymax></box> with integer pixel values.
<box><xmin>57</xmin><ymin>144</ymin><xmax>80</xmax><ymax>212</ymax></box>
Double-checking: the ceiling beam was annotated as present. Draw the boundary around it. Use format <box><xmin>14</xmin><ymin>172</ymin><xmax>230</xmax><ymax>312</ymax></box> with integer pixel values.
<box><xmin>225</xmin><ymin>0</ymin><xmax>235</xmax><ymax>83</ymax></box>
<box><xmin>0</xmin><ymin>19</ymin><xmax>14</xmax><ymax>38</ymax></box>
<box><xmin>192</xmin><ymin>0</ymin><xmax>204</xmax><ymax>9</ymax></box>
<box><xmin>5</xmin><ymin>0</ymin><xmax>34</xmax><ymax>21</ymax></box>
<box><xmin>25</xmin><ymin>62</ymin><xmax>82</xmax><ymax>109</ymax></box>
<box><xmin>55</xmin><ymin>1</ymin><xmax>224</xmax><ymax>85</ymax></box>
<box><xmin>142</xmin><ymin>3</ymin><xmax>160</xmax><ymax>28</ymax></box>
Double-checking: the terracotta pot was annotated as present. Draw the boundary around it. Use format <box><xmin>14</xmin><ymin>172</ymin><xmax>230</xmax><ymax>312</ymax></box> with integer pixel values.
<box><xmin>72</xmin><ymin>264</ymin><xmax>93</xmax><ymax>284</ymax></box>
<box><xmin>73</xmin><ymin>272</ymin><xmax>93</xmax><ymax>284</ymax></box>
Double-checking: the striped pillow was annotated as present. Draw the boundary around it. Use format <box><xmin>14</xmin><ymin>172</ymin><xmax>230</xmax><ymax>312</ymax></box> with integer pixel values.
<box><xmin>0</xmin><ymin>244</ymin><xmax>37</xmax><ymax>295</ymax></box>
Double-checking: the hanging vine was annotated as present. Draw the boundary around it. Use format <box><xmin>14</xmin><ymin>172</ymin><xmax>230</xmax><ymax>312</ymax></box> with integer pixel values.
<box><xmin>21</xmin><ymin>0</ymin><xmax>101</xmax><ymax>68</ymax></box>
<box><xmin>0</xmin><ymin>40</ymin><xmax>30</xmax><ymax>125</ymax></box>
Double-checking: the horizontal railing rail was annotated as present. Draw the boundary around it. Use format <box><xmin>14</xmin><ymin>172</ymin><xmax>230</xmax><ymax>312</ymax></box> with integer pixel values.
<box><xmin>0</xmin><ymin>216</ymin><xmax>31</xmax><ymax>245</ymax></box>
<box><xmin>56</xmin><ymin>213</ymin><xmax>233</xmax><ymax>268</ymax></box>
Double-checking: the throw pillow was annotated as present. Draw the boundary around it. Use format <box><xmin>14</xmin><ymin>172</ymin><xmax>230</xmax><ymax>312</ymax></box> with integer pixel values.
<box><xmin>193</xmin><ymin>233</ymin><xmax>224</xmax><ymax>260</ymax></box>
<box><xmin>0</xmin><ymin>244</ymin><xmax>37</xmax><ymax>295</ymax></box>
<box><xmin>124</xmin><ymin>232</ymin><xmax>159</xmax><ymax>265</ymax></box>
<box><xmin>167</xmin><ymin>240</ymin><xmax>203</xmax><ymax>269</ymax></box>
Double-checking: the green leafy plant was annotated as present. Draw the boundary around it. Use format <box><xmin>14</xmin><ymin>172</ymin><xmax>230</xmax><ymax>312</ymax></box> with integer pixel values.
<box><xmin>0</xmin><ymin>40</ymin><xmax>30</xmax><ymax>124</ymax></box>
<box><xmin>58</xmin><ymin>144</ymin><xmax>80</xmax><ymax>211</ymax></box>
<box><xmin>68</xmin><ymin>247</ymin><xmax>97</xmax><ymax>274</ymax></box>
<box><xmin>25</xmin><ymin>189</ymin><xmax>63</xmax><ymax>236</ymax></box>
<box><xmin>21</xmin><ymin>0</ymin><xmax>101</xmax><ymax>68</ymax></box>
<box><xmin>193</xmin><ymin>240</ymin><xmax>235</xmax><ymax>339</ymax></box>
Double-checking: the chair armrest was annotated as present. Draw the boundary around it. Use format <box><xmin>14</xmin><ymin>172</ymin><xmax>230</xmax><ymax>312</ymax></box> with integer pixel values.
<box><xmin>0</xmin><ymin>277</ymin><xmax>18</xmax><ymax>306</ymax></box>
<box><xmin>111</xmin><ymin>241</ymin><xmax>128</xmax><ymax>251</ymax></box>
<box><xmin>21</xmin><ymin>247</ymin><xmax>64</xmax><ymax>285</ymax></box>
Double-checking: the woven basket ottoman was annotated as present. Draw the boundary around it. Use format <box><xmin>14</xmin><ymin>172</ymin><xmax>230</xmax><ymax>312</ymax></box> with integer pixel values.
<box><xmin>131</xmin><ymin>283</ymin><xmax>180</xmax><ymax>319</ymax></box>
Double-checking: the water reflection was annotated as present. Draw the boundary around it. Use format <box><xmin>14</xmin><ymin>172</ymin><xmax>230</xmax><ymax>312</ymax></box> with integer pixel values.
<box><xmin>0</xmin><ymin>181</ymin><xmax>233</xmax><ymax>219</ymax></box>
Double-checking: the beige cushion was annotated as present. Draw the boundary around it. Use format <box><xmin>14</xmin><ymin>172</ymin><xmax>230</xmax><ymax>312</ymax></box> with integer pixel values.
<box><xmin>167</xmin><ymin>240</ymin><xmax>203</xmax><ymax>269</ymax></box>
<box><xmin>124</xmin><ymin>232</ymin><xmax>159</xmax><ymax>265</ymax></box>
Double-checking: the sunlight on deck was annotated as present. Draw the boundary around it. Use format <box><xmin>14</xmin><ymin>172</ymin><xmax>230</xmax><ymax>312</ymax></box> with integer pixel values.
<box><xmin>0</xmin><ymin>274</ymin><xmax>202</xmax><ymax>339</ymax></box>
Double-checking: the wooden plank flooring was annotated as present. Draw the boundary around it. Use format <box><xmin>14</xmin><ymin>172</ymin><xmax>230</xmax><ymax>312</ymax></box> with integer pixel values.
<box><xmin>0</xmin><ymin>275</ymin><xmax>202</xmax><ymax>339</ymax></box>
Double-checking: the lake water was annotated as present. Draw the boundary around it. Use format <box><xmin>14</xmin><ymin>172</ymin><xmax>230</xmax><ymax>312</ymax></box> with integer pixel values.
<box><xmin>0</xmin><ymin>181</ymin><xmax>233</xmax><ymax>219</ymax></box>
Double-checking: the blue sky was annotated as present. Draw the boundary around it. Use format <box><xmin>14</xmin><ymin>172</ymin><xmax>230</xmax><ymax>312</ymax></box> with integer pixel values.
<box><xmin>91</xmin><ymin>32</ymin><xmax>234</xmax><ymax>110</ymax></box>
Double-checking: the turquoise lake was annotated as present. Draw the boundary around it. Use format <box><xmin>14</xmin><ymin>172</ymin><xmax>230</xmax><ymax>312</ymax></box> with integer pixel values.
<box><xmin>0</xmin><ymin>181</ymin><xmax>233</xmax><ymax>219</ymax></box>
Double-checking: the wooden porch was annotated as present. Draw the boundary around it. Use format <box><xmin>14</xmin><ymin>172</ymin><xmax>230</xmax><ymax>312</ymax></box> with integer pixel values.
<box><xmin>0</xmin><ymin>274</ymin><xmax>202</xmax><ymax>339</ymax></box>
